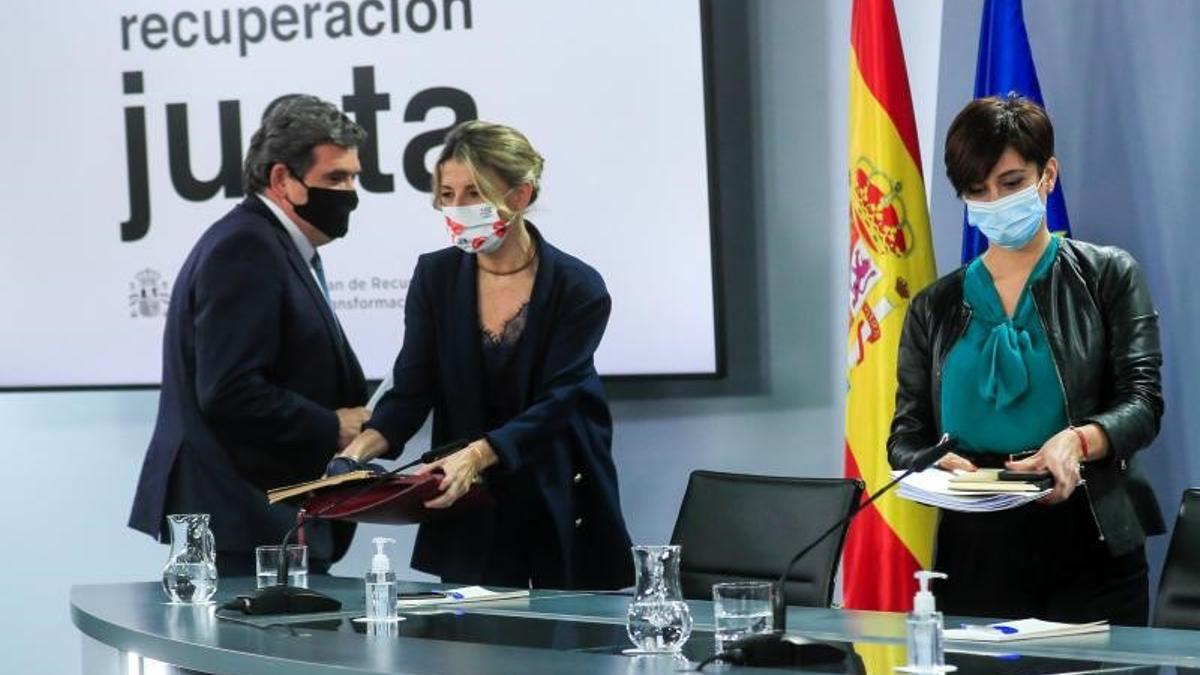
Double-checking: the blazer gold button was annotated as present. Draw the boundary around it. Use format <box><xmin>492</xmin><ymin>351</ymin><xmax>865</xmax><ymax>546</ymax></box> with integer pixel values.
<box><xmin>573</xmin><ymin>473</ymin><xmax>583</xmax><ymax>484</ymax></box>
<box><xmin>574</xmin><ymin>517</ymin><xmax>583</xmax><ymax>528</ymax></box>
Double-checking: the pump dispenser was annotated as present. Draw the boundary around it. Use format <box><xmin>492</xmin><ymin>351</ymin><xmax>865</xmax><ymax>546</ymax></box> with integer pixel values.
<box><xmin>365</xmin><ymin>537</ymin><xmax>399</xmax><ymax>622</ymax></box>
<box><xmin>900</xmin><ymin>571</ymin><xmax>954</xmax><ymax>673</ymax></box>
<box><xmin>912</xmin><ymin>570</ymin><xmax>944</xmax><ymax>616</ymax></box>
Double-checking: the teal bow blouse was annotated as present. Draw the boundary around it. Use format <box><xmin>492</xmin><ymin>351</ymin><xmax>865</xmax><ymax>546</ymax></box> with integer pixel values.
<box><xmin>940</xmin><ymin>237</ymin><xmax>1068</xmax><ymax>454</ymax></box>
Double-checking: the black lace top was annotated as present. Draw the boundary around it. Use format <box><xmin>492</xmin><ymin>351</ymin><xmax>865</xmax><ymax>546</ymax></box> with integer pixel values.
<box><xmin>480</xmin><ymin>303</ymin><xmax>529</xmax><ymax>427</ymax></box>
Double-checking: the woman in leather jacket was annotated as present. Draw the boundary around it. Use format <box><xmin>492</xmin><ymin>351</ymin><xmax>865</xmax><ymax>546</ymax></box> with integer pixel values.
<box><xmin>888</xmin><ymin>95</ymin><xmax>1164</xmax><ymax>625</ymax></box>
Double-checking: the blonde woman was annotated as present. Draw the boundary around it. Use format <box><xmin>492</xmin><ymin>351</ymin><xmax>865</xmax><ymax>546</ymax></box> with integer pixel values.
<box><xmin>335</xmin><ymin>121</ymin><xmax>633</xmax><ymax>589</ymax></box>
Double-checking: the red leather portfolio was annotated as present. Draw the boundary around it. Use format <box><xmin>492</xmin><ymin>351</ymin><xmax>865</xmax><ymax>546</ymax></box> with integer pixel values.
<box><xmin>298</xmin><ymin>473</ymin><xmax>493</xmax><ymax>525</ymax></box>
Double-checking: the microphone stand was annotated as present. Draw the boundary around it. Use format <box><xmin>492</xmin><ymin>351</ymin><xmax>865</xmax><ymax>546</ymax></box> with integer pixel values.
<box><xmin>224</xmin><ymin>439</ymin><xmax>470</xmax><ymax>615</ymax></box>
<box><xmin>710</xmin><ymin>438</ymin><xmax>955</xmax><ymax>669</ymax></box>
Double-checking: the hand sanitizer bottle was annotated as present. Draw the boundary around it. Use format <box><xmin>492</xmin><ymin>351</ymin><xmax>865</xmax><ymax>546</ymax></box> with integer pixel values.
<box><xmin>365</xmin><ymin>537</ymin><xmax>398</xmax><ymax>622</ymax></box>
<box><xmin>903</xmin><ymin>570</ymin><xmax>954</xmax><ymax>673</ymax></box>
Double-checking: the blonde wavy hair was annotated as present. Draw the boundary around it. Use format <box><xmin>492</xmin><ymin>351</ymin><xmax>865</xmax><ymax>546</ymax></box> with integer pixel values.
<box><xmin>431</xmin><ymin>120</ymin><xmax>545</xmax><ymax>219</ymax></box>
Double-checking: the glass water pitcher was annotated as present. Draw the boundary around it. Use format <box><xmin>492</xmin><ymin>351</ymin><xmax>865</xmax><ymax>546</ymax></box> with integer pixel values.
<box><xmin>161</xmin><ymin>513</ymin><xmax>218</xmax><ymax>604</ymax></box>
<box><xmin>625</xmin><ymin>544</ymin><xmax>693</xmax><ymax>653</ymax></box>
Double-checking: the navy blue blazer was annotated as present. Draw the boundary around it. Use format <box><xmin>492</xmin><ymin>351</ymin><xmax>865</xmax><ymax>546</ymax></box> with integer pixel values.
<box><xmin>369</xmin><ymin>226</ymin><xmax>634</xmax><ymax>589</ymax></box>
<box><xmin>128</xmin><ymin>197</ymin><xmax>367</xmax><ymax>562</ymax></box>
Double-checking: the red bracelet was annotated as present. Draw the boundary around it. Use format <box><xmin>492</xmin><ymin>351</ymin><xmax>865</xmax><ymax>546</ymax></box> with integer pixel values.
<box><xmin>1069</xmin><ymin>426</ymin><xmax>1090</xmax><ymax>461</ymax></box>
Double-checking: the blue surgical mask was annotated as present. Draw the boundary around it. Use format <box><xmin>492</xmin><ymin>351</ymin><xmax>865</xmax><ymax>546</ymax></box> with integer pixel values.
<box><xmin>964</xmin><ymin>179</ymin><xmax>1046</xmax><ymax>250</ymax></box>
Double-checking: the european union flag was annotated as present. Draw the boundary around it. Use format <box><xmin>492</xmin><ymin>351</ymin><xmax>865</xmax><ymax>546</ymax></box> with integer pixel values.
<box><xmin>962</xmin><ymin>0</ymin><xmax>1071</xmax><ymax>263</ymax></box>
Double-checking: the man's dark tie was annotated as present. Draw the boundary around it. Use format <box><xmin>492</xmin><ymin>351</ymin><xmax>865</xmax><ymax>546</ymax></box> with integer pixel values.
<box><xmin>310</xmin><ymin>252</ymin><xmax>332</xmax><ymax>305</ymax></box>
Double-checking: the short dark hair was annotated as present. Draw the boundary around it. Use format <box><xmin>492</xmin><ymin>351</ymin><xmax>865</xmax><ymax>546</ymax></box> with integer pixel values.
<box><xmin>944</xmin><ymin>94</ymin><xmax>1054</xmax><ymax>196</ymax></box>
<box><xmin>242</xmin><ymin>94</ymin><xmax>367</xmax><ymax>193</ymax></box>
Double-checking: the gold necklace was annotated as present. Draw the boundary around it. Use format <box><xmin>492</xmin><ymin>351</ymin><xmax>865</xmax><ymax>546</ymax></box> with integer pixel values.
<box><xmin>478</xmin><ymin>246</ymin><xmax>537</xmax><ymax>276</ymax></box>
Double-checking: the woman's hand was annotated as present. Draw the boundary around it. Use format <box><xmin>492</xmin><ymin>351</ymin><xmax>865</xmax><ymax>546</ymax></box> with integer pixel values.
<box><xmin>415</xmin><ymin>439</ymin><xmax>498</xmax><ymax>509</ymax></box>
<box><xmin>934</xmin><ymin>452</ymin><xmax>978</xmax><ymax>472</ymax></box>
<box><xmin>325</xmin><ymin>428</ymin><xmax>389</xmax><ymax>476</ymax></box>
<box><xmin>1006</xmin><ymin>428</ymin><xmax>1084</xmax><ymax>504</ymax></box>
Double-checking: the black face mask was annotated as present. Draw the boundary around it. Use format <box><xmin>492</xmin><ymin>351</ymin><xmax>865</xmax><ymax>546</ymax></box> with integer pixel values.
<box><xmin>290</xmin><ymin>174</ymin><xmax>358</xmax><ymax>239</ymax></box>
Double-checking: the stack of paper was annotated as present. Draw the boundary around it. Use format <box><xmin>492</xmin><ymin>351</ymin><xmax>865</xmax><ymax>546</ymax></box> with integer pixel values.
<box><xmin>895</xmin><ymin>468</ymin><xmax>1051</xmax><ymax>512</ymax></box>
<box><xmin>945</xmin><ymin>619</ymin><xmax>1109</xmax><ymax>642</ymax></box>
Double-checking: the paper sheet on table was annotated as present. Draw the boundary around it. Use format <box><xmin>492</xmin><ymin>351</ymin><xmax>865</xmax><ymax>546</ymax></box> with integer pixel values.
<box><xmin>895</xmin><ymin>467</ymin><xmax>1051</xmax><ymax>512</ymax></box>
<box><xmin>945</xmin><ymin>619</ymin><xmax>1109</xmax><ymax>642</ymax></box>
<box><xmin>396</xmin><ymin>586</ymin><xmax>530</xmax><ymax>608</ymax></box>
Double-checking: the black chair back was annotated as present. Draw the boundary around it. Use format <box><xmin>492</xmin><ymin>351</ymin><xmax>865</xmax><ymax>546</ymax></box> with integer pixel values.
<box><xmin>669</xmin><ymin>470</ymin><xmax>863</xmax><ymax>607</ymax></box>
<box><xmin>1153</xmin><ymin>488</ymin><xmax>1200</xmax><ymax>629</ymax></box>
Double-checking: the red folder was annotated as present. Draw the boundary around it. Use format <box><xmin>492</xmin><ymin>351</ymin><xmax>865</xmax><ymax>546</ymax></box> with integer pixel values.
<box><xmin>301</xmin><ymin>473</ymin><xmax>493</xmax><ymax>526</ymax></box>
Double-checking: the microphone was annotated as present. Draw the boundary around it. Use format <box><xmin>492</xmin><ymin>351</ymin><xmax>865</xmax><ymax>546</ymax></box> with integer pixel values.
<box><xmin>221</xmin><ymin>514</ymin><xmax>342</xmax><ymax>615</ymax></box>
<box><xmin>223</xmin><ymin>438</ymin><xmax>471</xmax><ymax>615</ymax></box>
<box><xmin>409</xmin><ymin>438</ymin><xmax>471</xmax><ymax>471</ymax></box>
<box><xmin>714</xmin><ymin>436</ymin><xmax>956</xmax><ymax>669</ymax></box>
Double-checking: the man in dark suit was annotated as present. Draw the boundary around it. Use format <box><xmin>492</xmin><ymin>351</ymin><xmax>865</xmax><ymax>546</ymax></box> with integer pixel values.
<box><xmin>129</xmin><ymin>95</ymin><xmax>370</xmax><ymax>575</ymax></box>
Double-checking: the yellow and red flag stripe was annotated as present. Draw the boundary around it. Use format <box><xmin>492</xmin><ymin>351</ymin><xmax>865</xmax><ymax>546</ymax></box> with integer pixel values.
<box><xmin>842</xmin><ymin>0</ymin><xmax>938</xmax><ymax>612</ymax></box>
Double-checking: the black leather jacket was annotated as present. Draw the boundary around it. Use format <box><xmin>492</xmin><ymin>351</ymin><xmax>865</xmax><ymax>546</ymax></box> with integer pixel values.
<box><xmin>888</xmin><ymin>238</ymin><xmax>1165</xmax><ymax>556</ymax></box>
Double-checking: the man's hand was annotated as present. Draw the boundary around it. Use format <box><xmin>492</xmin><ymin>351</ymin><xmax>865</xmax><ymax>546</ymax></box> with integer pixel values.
<box><xmin>336</xmin><ymin>407</ymin><xmax>371</xmax><ymax>449</ymax></box>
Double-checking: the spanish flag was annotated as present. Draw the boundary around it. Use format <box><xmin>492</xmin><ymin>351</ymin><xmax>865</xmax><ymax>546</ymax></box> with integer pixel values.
<box><xmin>842</xmin><ymin>0</ymin><xmax>938</xmax><ymax>611</ymax></box>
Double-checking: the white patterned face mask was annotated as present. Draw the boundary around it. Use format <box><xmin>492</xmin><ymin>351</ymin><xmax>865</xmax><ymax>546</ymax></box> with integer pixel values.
<box><xmin>442</xmin><ymin>202</ymin><xmax>512</xmax><ymax>254</ymax></box>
